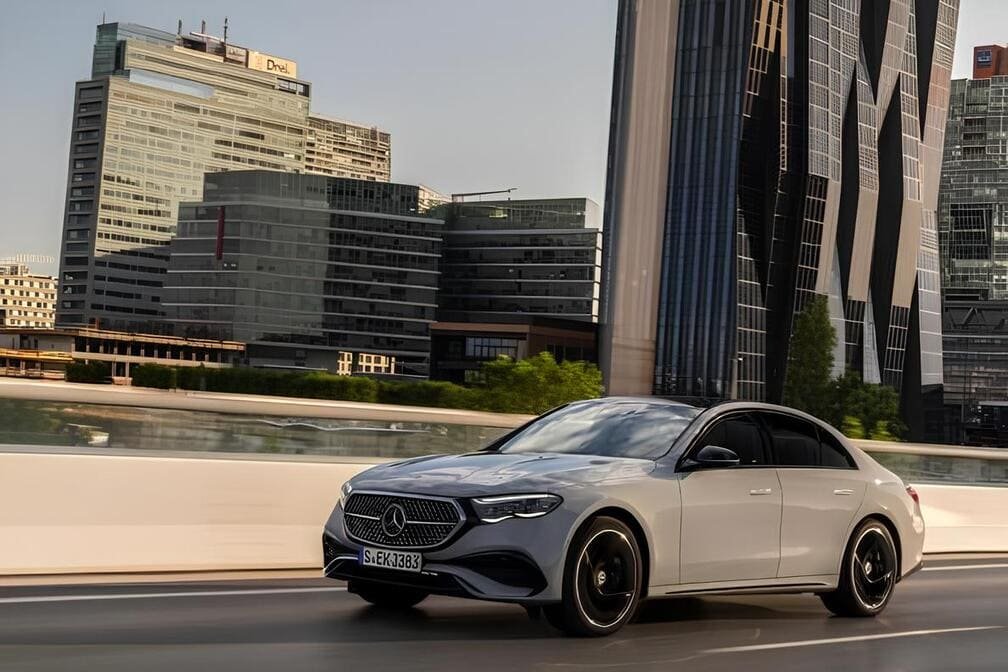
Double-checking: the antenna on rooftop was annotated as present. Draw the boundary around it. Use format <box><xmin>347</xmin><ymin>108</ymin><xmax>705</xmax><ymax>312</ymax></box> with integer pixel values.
<box><xmin>177</xmin><ymin>19</ymin><xmax>183</xmax><ymax>36</ymax></box>
<box><xmin>201</xmin><ymin>19</ymin><xmax>207</xmax><ymax>34</ymax></box>
<box><xmin>223</xmin><ymin>17</ymin><xmax>229</xmax><ymax>45</ymax></box>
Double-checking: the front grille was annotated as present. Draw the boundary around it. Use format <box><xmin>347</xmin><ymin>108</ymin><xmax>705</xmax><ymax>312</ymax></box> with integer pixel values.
<box><xmin>343</xmin><ymin>492</ymin><xmax>463</xmax><ymax>548</ymax></box>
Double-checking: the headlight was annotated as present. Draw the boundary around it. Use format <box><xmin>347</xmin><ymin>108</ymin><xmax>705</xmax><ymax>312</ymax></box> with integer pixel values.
<box><xmin>339</xmin><ymin>481</ymin><xmax>353</xmax><ymax>506</ymax></box>
<box><xmin>471</xmin><ymin>494</ymin><xmax>562</xmax><ymax>524</ymax></box>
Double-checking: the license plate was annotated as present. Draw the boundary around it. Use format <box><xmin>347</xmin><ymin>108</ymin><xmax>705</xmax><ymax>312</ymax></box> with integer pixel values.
<box><xmin>359</xmin><ymin>547</ymin><xmax>422</xmax><ymax>573</ymax></box>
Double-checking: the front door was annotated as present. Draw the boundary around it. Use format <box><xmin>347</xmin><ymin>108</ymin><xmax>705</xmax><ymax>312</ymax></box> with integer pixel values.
<box><xmin>679</xmin><ymin>413</ymin><xmax>783</xmax><ymax>584</ymax></box>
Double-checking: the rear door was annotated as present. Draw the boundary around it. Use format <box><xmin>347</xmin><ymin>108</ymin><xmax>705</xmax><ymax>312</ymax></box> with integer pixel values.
<box><xmin>679</xmin><ymin>413</ymin><xmax>782</xmax><ymax>583</ymax></box>
<box><xmin>757</xmin><ymin>412</ymin><xmax>865</xmax><ymax>578</ymax></box>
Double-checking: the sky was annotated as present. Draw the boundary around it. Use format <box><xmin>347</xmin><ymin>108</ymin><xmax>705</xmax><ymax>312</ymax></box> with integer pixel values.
<box><xmin>0</xmin><ymin>0</ymin><xmax>999</xmax><ymax>277</ymax></box>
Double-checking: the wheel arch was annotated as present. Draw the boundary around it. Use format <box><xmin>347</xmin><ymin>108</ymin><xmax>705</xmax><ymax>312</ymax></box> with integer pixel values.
<box><xmin>576</xmin><ymin>506</ymin><xmax>653</xmax><ymax>599</ymax></box>
<box><xmin>852</xmin><ymin>513</ymin><xmax>902</xmax><ymax>578</ymax></box>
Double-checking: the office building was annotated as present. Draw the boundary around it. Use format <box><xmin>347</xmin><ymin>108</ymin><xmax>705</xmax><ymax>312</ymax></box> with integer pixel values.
<box><xmin>940</xmin><ymin>73</ymin><xmax>1008</xmax><ymax>301</ymax></box>
<box><xmin>438</xmin><ymin>198</ymin><xmax>601</xmax><ymax>322</ymax></box>
<box><xmin>56</xmin><ymin>22</ymin><xmax>390</xmax><ymax>333</ymax></box>
<box><xmin>430</xmin><ymin>197</ymin><xmax>601</xmax><ymax>382</ymax></box>
<box><xmin>0</xmin><ymin>264</ymin><xmax>57</xmax><ymax>329</ymax></box>
<box><xmin>600</xmin><ymin>0</ymin><xmax>959</xmax><ymax>439</ymax></box>
<box><xmin>304</xmin><ymin>114</ymin><xmax>391</xmax><ymax>181</ymax></box>
<box><xmin>164</xmin><ymin>171</ymin><xmax>441</xmax><ymax>376</ymax></box>
<box><xmin>938</xmin><ymin>48</ymin><xmax>1008</xmax><ymax>437</ymax></box>
<box><xmin>942</xmin><ymin>301</ymin><xmax>1008</xmax><ymax>406</ymax></box>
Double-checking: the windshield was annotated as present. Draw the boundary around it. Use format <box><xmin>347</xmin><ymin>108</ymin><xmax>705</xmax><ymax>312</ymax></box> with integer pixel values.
<box><xmin>493</xmin><ymin>401</ymin><xmax>700</xmax><ymax>459</ymax></box>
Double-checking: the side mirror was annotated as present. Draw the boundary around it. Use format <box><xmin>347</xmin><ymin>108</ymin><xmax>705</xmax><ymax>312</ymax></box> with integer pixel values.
<box><xmin>687</xmin><ymin>445</ymin><xmax>740</xmax><ymax>469</ymax></box>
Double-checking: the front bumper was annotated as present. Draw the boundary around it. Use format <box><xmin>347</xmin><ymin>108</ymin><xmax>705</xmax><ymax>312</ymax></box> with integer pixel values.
<box><xmin>322</xmin><ymin>500</ymin><xmax>575</xmax><ymax>603</ymax></box>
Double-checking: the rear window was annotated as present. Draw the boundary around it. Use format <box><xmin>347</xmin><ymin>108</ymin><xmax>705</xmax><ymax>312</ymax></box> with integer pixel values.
<box><xmin>761</xmin><ymin>412</ymin><xmax>856</xmax><ymax>468</ymax></box>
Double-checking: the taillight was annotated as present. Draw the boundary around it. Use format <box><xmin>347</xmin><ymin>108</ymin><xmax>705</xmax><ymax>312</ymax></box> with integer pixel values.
<box><xmin>906</xmin><ymin>485</ymin><xmax>920</xmax><ymax>505</ymax></box>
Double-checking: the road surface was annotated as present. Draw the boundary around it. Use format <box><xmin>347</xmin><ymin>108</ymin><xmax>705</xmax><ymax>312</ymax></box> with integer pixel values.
<box><xmin>1</xmin><ymin>558</ymin><xmax>1006</xmax><ymax>671</ymax></box>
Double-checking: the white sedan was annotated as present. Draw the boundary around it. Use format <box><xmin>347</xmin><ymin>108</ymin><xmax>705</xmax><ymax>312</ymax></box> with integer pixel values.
<box><xmin>323</xmin><ymin>398</ymin><xmax>925</xmax><ymax>636</ymax></box>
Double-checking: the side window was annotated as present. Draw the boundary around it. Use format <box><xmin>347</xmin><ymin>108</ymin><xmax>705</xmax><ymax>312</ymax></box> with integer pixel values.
<box><xmin>819</xmin><ymin>429</ymin><xmax>857</xmax><ymax>468</ymax></box>
<box><xmin>761</xmin><ymin>413</ymin><xmax>821</xmax><ymax>467</ymax></box>
<box><xmin>694</xmin><ymin>414</ymin><xmax>767</xmax><ymax>466</ymax></box>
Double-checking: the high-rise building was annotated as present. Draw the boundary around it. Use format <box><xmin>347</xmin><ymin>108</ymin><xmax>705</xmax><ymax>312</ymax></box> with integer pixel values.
<box><xmin>940</xmin><ymin>75</ymin><xmax>1008</xmax><ymax>301</ymax></box>
<box><xmin>0</xmin><ymin>264</ymin><xmax>57</xmax><ymax>329</ymax></box>
<box><xmin>163</xmin><ymin>171</ymin><xmax>441</xmax><ymax>376</ymax></box>
<box><xmin>938</xmin><ymin>50</ymin><xmax>1008</xmax><ymax>437</ymax></box>
<box><xmin>56</xmin><ymin>22</ymin><xmax>390</xmax><ymax>333</ymax></box>
<box><xmin>600</xmin><ymin>0</ymin><xmax>959</xmax><ymax>439</ymax></box>
<box><xmin>304</xmin><ymin>114</ymin><xmax>391</xmax><ymax>182</ymax></box>
<box><xmin>438</xmin><ymin>198</ymin><xmax>602</xmax><ymax>323</ymax></box>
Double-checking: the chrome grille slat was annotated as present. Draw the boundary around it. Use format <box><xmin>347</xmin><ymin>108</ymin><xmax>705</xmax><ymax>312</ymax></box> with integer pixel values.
<box><xmin>343</xmin><ymin>492</ymin><xmax>463</xmax><ymax>548</ymax></box>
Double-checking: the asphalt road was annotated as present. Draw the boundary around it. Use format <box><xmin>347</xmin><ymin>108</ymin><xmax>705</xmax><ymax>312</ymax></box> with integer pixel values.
<box><xmin>1</xmin><ymin>559</ymin><xmax>1007</xmax><ymax>672</ymax></box>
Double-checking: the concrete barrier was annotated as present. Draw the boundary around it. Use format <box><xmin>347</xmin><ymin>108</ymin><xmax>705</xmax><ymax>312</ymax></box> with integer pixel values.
<box><xmin>1</xmin><ymin>449</ymin><xmax>1006</xmax><ymax>576</ymax></box>
<box><xmin>913</xmin><ymin>483</ymin><xmax>1008</xmax><ymax>553</ymax></box>
<box><xmin>0</xmin><ymin>450</ymin><xmax>381</xmax><ymax>575</ymax></box>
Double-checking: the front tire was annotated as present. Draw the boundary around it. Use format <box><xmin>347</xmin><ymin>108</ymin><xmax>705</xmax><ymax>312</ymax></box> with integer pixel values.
<box><xmin>544</xmin><ymin>516</ymin><xmax>642</xmax><ymax>637</ymax></box>
<box><xmin>348</xmin><ymin>580</ymin><xmax>428</xmax><ymax>609</ymax></box>
<box><xmin>820</xmin><ymin>519</ymin><xmax>898</xmax><ymax>617</ymax></box>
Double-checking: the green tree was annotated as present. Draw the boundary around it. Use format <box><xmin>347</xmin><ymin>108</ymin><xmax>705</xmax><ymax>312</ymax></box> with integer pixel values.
<box><xmin>783</xmin><ymin>295</ymin><xmax>837</xmax><ymax>421</ymax></box>
<box><xmin>475</xmin><ymin>352</ymin><xmax>603</xmax><ymax>414</ymax></box>
<box><xmin>831</xmin><ymin>371</ymin><xmax>905</xmax><ymax>441</ymax></box>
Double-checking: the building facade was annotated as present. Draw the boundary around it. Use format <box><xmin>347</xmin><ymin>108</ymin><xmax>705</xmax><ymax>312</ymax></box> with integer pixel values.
<box><xmin>601</xmin><ymin>0</ymin><xmax>959</xmax><ymax>438</ymax></box>
<box><xmin>56</xmin><ymin>22</ymin><xmax>389</xmax><ymax>333</ymax></box>
<box><xmin>939</xmin><ymin>74</ymin><xmax>1008</xmax><ymax>301</ymax></box>
<box><xmin>438</xmin><ymin>198</ymin><xmax>602</xmax><ymax>323</ymax></box>
<box><xmin>304</xmin><ymin>114</ymin><xmax>391</xmax><ymax>182</ymax></box>
<box><xmin>938</xmin><ymin>51</ymin><xmax>1008</xmax><ymax>437</ymax></box>
<box><xmin>0</xmin><ymin>327</ymin><xmax>243</xmax><ymax>380</ymax></box>
<box><xmin>164</xmin><ymin>171</ymin><xmax>441</xmax><ymax>376</ymax></box>
<box><xmin>972</xmin><ymin>45</ymin><xmax>1008</xmax><ymax>80</ymax></box>
<box><xmin>0</xmin><ymin>264</ymin><xmax>57</xmax><ymax>329</ymax></box>
<box><xmin>430</xmin><ymin>318</ymin><xmax>597</xmax><ymax>384</ymax></box>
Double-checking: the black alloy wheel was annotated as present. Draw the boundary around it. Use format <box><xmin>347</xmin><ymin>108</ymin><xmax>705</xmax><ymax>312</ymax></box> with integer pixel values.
<box><xmin>544</xmin><ymin>515</ymin><xmax>642</xmax><ymax>636</ymax></box>
<box><xmin>821</xmin><ymin>519</ymin><xmax>898</xmax><ymax>617</ymax></box>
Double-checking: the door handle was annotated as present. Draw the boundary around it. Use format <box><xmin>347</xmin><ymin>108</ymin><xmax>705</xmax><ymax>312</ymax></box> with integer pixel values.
<box><xmin>749</xmin><ymin>488</ymin><xmax>773</xmax><ymax>496</ymax></box>
<box><xmin>833</xmin><ymin>489</ymin><xmax>854</xmax><ymax>496</ymax></box>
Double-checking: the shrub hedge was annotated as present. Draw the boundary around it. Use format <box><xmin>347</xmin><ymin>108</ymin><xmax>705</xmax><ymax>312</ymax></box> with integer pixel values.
<box><xmin>65</xmin><ymin>361</ymin><xmax>112</xmax><ymax>384</ymax></box>
<box><xmin>125</xmin><ymin>352</ymin><xmax>603</xmax><ymax>415</ymax></box>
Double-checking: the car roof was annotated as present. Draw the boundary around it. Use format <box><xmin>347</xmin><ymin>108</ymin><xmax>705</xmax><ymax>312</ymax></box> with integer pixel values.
<box><xmin>574</xmin><ymin>396</ymin><xmax>699</xmax><ymax>409</ymax></box>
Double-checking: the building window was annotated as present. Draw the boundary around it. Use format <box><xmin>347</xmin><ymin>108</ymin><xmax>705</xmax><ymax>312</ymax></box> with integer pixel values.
<box><xmin>465</xmin><ymin>337</ymin><xmax>520</xmax><ymax>360</ymax></box>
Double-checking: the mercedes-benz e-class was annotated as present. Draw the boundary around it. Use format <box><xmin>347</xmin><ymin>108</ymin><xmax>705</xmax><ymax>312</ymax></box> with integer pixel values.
<box><xmin>322</xmin><ymin>398</ymin><xmax>924</xmax><ymax>636</ymax></box>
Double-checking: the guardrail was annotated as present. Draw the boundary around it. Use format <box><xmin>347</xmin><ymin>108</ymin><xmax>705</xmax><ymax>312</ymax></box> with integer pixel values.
<box><xmin>1</xmin><ymin>444</ymin><xmax>1006</xmax><ymax>577</ymax></box>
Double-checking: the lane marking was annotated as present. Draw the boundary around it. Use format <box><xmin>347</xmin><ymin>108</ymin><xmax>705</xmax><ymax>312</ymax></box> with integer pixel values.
<box><xmin>923</xmin><ymin>563</ymin><xmax>1008</xmax><ymax>572</ymax></box>
<box><xmin>705</xmin><ymin>626</ymin><xmax>1003</xmax><ymax>653</ymax></box>
<box><xmin>0</xmin><ymin>586</ymin><xmax>346</xmax><ymax>605</ymax></box>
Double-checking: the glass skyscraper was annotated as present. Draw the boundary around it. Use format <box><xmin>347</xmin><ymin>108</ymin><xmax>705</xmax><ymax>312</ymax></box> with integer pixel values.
<box><xmin>938</xmin><ymin>49</ymin><xmax>1008</xmax><ymax>430</ymax></box>
<box><xmin>600</xmin><ymin>0</ymin><xmax>959</xmax><ymax>438</ymax></box>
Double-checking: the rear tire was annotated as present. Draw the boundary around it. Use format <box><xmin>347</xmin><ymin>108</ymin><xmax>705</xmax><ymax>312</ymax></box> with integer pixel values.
<box><xmin>544</xmin><ymin>515</ymin><xmax>643</xmax><ymax>637</ymax></box>
<box><xmin>820</xmin><ymin>519</ymin><xmax>898</xmax><ymax>617</ymax></box>
<box><xmin>348</xmin><ymin>580</ymin><xmax>428</xmax><ymax>609</ymax></box>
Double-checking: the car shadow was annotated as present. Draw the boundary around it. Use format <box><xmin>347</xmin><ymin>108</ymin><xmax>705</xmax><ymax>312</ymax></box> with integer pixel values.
<box><xmin>635</xmin><ymin>596</ymin><xmax>820</xmax><ymax>624</ymax></box>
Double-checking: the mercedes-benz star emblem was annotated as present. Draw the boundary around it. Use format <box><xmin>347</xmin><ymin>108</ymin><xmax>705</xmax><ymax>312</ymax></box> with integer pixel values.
<box><xmin>381</xmin><ymin>503</ymin><xmax>408</xmax><ymax>538</ymax></box>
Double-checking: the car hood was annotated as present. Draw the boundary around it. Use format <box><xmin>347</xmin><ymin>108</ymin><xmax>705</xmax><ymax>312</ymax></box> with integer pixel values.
<box><xmin>349</xmin><ymin>451</ymin><xmax>655</xmax><ymax>497</ymax></box>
